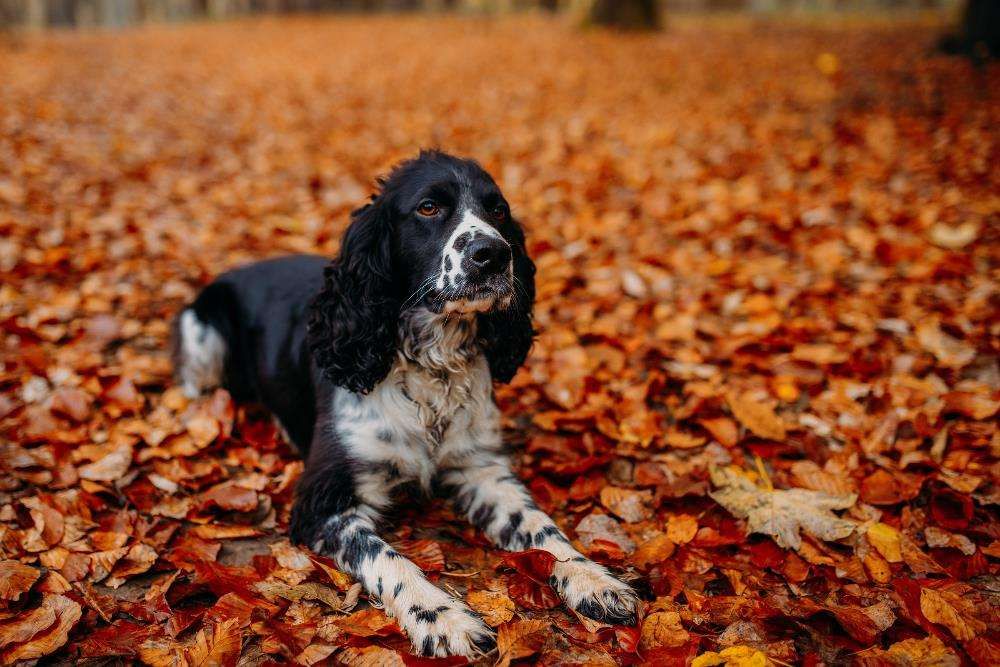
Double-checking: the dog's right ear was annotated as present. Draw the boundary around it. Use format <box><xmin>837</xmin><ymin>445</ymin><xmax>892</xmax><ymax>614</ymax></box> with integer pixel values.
<box><xmin>308</xmin><ymin>196</ymin><xmax>398</xmax><ymax>394</ymax></box>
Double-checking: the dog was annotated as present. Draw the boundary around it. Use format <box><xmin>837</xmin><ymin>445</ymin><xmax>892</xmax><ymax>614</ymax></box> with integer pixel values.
<box><xmin>172</xmin><ymin>150</ymin><xmax>637</xmax><ymax>658</ymax></box>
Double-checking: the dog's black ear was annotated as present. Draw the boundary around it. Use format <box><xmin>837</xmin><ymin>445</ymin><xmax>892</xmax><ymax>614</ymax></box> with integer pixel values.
<box><xmin>308</xmin><ymin>197</ymin><xmax>398</xmax><ymax>394</ymax></box>
<box><xmin>477</xmin><ymin>222</ymin><xmax>536</xmax><ymax>383</ymax></box>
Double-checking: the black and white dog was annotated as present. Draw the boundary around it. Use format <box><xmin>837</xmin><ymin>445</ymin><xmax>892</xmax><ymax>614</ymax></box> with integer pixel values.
<box><xmin>173</xmin><ymin>151</ymin><xmax>637</xmax><ymax>658</ymax></box>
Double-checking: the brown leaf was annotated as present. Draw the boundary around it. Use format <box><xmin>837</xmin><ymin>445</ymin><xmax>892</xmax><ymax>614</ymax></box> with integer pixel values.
<box><xmin>0</xmin><ymin>561</ymin><xmax>41</xmax><ymax>601</ymax></box>
<box><xmin>726</xmin><ymin>391</ymin><xmax>786</xmax><ymax>441</ymax></box>
<box><xmin>0</xmin><ymin>594</ymin><xmax>82</xmax><ymax>663</ymax></box>
<box><xmin>188</xmin><ymin>618</ymin><xmax>242</xmax><ymax>667</ymax></box>
<box><xmin>599</xmin><ymin>486</ymin><xmax>653</xmax><ymax>523</ymax></box>
<box><xmin>338</xmin><ymin>645</ymin><xmax>405</xmax><ymax>666</ymax></box>
<box><xmin>640</xmin><ymin>611</ymin><xmax>689</xmax><ymax>650</ymax></box>
<box><xmin>467</xmin><ymin>588</ymin><xmax>516</xmax><ymax>627</ymax></box>
<box><xmin>496</xmin><ymin>619</ymin><xmax>549</xmax><ymax>667</ymax></box>
<box><xmin>919</xmin><ymin>587</ymin><xmax>984</xmax><ymax>641</ymax></box>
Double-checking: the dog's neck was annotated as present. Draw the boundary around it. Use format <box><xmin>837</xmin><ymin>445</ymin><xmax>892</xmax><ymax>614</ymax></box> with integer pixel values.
<box><xmin>397</xmin><ymin>307</ymin><xmax>479</xmax><ymax>376</ymax></box>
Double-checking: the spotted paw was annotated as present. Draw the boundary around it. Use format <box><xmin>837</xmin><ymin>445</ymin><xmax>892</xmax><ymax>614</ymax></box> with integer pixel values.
<box><xmin>551</xmin><ymin>557</ymin><xmax>639</xmax><ymax>626</ymax></box>
<box><xmin>403</xmin><ymin>600</ymin><xmax>496</xmax><ymax>658</ymax></box>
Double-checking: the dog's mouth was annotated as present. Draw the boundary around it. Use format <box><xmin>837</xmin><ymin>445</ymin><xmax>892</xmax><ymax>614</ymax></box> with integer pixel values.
<box><xmin>430</xmin><ymin>275</ymin><xmax>514</xmax><ymax>315</ymax></box>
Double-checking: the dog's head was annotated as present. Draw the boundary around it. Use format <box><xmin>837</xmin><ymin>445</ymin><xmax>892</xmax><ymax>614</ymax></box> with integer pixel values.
<box><xmin>309</xmin><ymin>150</ymin><xmax>536</xmax><ymax>394</ymax></box>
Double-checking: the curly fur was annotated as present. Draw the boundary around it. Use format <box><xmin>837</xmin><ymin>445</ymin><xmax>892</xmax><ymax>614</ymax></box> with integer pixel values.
<box><xmin>308</xmin><ymin>199</ymin><xmax>399</xmax><ymax>394</ymax></box>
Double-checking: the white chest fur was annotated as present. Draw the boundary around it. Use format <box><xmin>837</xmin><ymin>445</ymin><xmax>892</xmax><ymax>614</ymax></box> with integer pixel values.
<box><xmin>331</xmin><ymin>310</ymin><xmax>502</xmax><ymax>510</ymax></box>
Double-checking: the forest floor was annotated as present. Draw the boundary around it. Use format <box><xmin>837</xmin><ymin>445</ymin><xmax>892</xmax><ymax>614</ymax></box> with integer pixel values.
<box><xmin>0</xmin><ymin>13</ymin><xmax>997</xmax><ymax>666</ymax></box>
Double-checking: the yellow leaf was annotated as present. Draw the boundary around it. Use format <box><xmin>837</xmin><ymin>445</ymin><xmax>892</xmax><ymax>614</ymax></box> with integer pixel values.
<box><xmin>866</xmin><ymin>523</ymin><xmax>902</xmax><ymax>563</ymax></box>
<box><xmin>815</xmin><ymin>52</ymin><xmax>839</xmax><ymax>76</ymax></box>
<box><xmin>692</xmin><ymin>645</ymin><xmax>770</xmax><ymax>667</ymax></box>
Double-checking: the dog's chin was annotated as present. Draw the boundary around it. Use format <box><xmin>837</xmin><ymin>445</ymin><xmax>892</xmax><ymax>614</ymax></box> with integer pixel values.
<box><xmin>433</xmin><ymin>281</ymin><xmax>513</xmax><ymax>316</ymax></box>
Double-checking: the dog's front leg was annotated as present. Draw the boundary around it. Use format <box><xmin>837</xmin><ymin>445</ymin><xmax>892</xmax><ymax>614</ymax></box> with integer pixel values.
<box><xmin>440</xmin><ymin>458</ymin><xmax>639</xmax><ymax>626</ymax></box>
<box><xmin>313</xmin><ymin>508</ymin><xmax>495</xmax><ymax>658</ymax></box>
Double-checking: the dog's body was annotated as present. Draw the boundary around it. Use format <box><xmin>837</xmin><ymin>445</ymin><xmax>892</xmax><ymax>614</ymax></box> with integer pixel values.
<box><xmin>174</xmin><ymin>152</ymin><xmax>637</xmax><ymax>658</ymax></box>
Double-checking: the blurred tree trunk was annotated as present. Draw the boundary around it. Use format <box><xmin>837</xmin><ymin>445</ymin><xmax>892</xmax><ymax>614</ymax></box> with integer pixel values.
<box><xmin>581</xmin><ymin>0</ymin><xmax>660</xmax><ymax>30</ymax></box>
<box><xmin>940</xmin><ymin>0</ymin><xmax>999</xmax><ymax>61</ymax></box>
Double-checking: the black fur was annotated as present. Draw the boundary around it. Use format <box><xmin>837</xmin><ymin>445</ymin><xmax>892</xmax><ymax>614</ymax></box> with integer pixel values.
<box><xmin>477</xmin><ymin>221</ymin><xmax>536</xmax><ymax>383</ymax></box>
<box><xmin>307</xmin><ymin>198</ymin><xmax>398</xmax><ymax>395</ymax></box>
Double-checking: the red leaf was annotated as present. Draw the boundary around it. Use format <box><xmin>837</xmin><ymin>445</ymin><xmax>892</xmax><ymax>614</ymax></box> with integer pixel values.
<box><xmin>500</xmin><ymin>549</ymin><xmax>557</xmax><ymax>583</ymax></box>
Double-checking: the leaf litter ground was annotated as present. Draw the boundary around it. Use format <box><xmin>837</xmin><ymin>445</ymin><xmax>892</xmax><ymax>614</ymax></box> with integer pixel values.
<box><xmin>0</xmin><ymin>14</ymin><xmax>997</xmax><ymax>667</ymax></box>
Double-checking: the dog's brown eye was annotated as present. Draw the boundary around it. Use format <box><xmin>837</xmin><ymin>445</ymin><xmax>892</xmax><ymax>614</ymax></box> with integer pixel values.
<box><xmin>491</xmin><ymin>204</ymin><xmax>508</xmax><ymax>220</ymax></box>
<box><xmin>417</xmin><ymin>200</ymin><xmax>440</xmax><ymax>217</ymax></box>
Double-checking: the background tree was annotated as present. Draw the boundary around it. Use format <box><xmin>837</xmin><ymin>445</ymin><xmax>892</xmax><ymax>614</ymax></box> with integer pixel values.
<box><xmin>939</xmin><ymin>0</ymin><xmax>999</xmax><ymax>61</ymax></box>
<box><xmin>578</xmin><ymin>0</ymin><xmax>660</xmax><ymax>30</ymax></box>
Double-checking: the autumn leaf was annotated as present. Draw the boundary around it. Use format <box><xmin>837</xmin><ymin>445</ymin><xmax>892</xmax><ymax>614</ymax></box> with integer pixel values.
<box><xmin>599</xmin><ymin>486</ymin><xmax>653</xmax><ymax>523</ymax></box>
<box><xmin>0</xmin><ymin>594</ymin><xmax>82</xmax><ymax>663</ymax></box>
<box><xmin>467</xmin><ymin>589</ymin><xmax>516</xmax><ymax>627</ymax></box>
<box><xmin>865</xmin><ymin>523</ymin><xmax>902</xmax><ymax>563</ymax></box>
<box><xmin>726</xmin><ymin>392</ymin><xmax>786</xmax><ymax>441</ymax></box>
<box><xmin>709</xmin><ymin>466</ymin><xmax>857</xmax><ymax>550</ymax></box>
<box><xmin>496</xmin><ymin>619</ymin><xmax>550</xmax><ymax>667</ymax></box>
<box><xmin>640</xmin><ymin>611</ymin><xmax>689</xmax><ymax>650</ymax></box>
<box><xmin>338</xmin><ymin>645</ymin><xmax>405</xmax><ymax>666</ymax></box>
<box><xmin>0</xmin><ymin>561</ymin><xmax>40</xmax><ymax>601</ymax></box>
<box><xmin>692</xmin><ymin>645</ymin><xmax>770</xmax><ymax>667</ymax></box>
<box><xmin>188</xmin><ymin>618</ymin><xmax>242</xmax><ymax>667</ymax></box>
<box><xmin>633</xmin><ymin>533</ymin><xmax>675</xmax><ymax>568</ymax></box>
<box><xmin>919</xmin><ymin>587</ymin><xmax>985</xmax><ymax>642</ymax></box>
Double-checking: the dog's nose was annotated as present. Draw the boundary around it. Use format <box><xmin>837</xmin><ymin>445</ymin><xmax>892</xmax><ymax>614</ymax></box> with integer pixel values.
<box><xmin>465</xmin><ymin>237</ymin><xmax>511</xmax><ymax>276</ymax></box>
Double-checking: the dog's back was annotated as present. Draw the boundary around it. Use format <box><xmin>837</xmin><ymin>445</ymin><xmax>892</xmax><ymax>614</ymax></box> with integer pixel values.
<box><xmin>172</xmin><ymin>254</ymin><xmax>329</xmax><ymax>449</ymax></box>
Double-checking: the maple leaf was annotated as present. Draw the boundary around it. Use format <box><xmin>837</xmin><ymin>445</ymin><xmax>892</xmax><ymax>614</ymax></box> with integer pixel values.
<box><xmin>709</xmin><ymin>466</ymin><xmax>857</xmax><ymax>550</ymax></box>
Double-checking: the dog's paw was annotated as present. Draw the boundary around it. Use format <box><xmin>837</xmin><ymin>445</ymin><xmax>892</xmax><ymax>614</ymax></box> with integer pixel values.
<box><xmin>403</xmin><ymin>600</ymin><xmax>496</xmax><ymax>658</ymax></box>
<box><xmin>551</xmin><ymin>557</ymin><xmax>639</xmax><ymax>626</ymax></box>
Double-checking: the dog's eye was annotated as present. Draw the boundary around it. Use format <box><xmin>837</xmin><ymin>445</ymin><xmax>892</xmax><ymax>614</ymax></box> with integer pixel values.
<box><xmin>416</xmin><ymin>200</ymin><xmax>440</xmax><ymax>217</ymax></box>
<box><xmin>491</xmin><ymin>203</ymin><xmax>508</xmax><ymax>220</ymax></box>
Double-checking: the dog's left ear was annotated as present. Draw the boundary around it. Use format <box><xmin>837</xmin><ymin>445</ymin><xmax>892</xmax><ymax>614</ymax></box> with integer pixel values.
<box><xmin>477</xmin><ymin>221</ymin><xmax>536</xmax><ymax>383</ymax></box>
<box><xmin>308</xmin><ymin>196</ymin><xmax>398</xmax><ymax>394</ymax></box>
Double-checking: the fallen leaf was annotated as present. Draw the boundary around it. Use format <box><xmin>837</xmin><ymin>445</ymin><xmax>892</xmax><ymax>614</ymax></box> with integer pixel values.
<box><xmin>599</xmin><ymin>486</ymin><xmax>653</xmax><ymax>523</ymax></box>
<box><xmin>919</xmin><ymin>587</ymin><xmax>984</xmax><ymax>641</ymax></box>
<box><xmin>467</xmin><ymin>588</ymin><xmax>516</xmax><ymax>627</ymax></box>
<box><xmin>709</xmin><ymin>466</ymin><xmax>857</xmax><ymax>550</ymax></box>
<box><xmin>0</xmin><ymin>594</ymin><xmax>82</xmax><ymax>663</ymax></box>
<box><xmin>726</xmin><ymin>392</ymin><xmax>786</xmax><ymax>441</ymax></box>
<box><xmin>0</xmin><ymin>561</ymin><xmax>40</xmax><ymax>601</ymax></box>
<box><xmin>866</xmin><ymin>523</ymin><xmax>902</xmax><ymax>563</ymax></box>
<box><xmin>640</xmin><ymin>611</ymin><xmax>689</xmax><ymax>650</ymax></box>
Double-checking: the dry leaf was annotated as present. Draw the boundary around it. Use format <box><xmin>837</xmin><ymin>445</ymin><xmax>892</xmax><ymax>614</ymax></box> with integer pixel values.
<box><xmin>640</xmin><ymin>611</ymin><xmax>689</xmax><ymax>650</ymax></box>
<box><xmin>0</xmin><ymin>561</ymin><xmax>41</xmax><ymax>601</ymax></box>
<box><xmin>726</xmin><ymin>392</ymin><xmax>786</xmax><ymax>441</ymax></box>
<box><xmin>467</xmin><ymin>589</ymin><xmax>516</xmax><ymax>627</ymax></box>
<box><xmin>0</xmin><ymin>595</ymin><xmax>82</xmax><ymax>663</ymax></box>
<box><xmin>866</xmin><ymin>523</ymin><xmax>902</xmax><ymax>563</ymax></box>
<box><xmin>710</xmin><ymin>466</ymin><xmax>857</xmax><ymax>550</ymax></box>
<box><xmin>599</xmin><ymin>486</ymin><xmax>653</xmax><ymax>523</ymax></box>
<box><xmin>919</xmin><ymin>587</ymin><xmax>985</xmax><ymax>641</ymax></box>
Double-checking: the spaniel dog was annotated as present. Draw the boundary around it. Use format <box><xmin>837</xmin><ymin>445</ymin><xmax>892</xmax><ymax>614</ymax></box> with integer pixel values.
<box><xmin>173</xmin><ymin>151</ymin><xmax>637</xmax><ymax>658</ymax></box>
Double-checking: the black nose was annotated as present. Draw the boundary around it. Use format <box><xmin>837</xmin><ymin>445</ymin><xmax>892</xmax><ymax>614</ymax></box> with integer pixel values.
<box><xmin>465</xmin><ymin>237</ymin><xmax>511</xmax><ymax>276</ymax></box>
